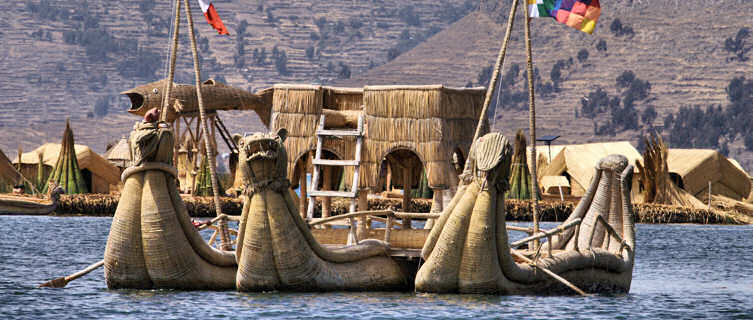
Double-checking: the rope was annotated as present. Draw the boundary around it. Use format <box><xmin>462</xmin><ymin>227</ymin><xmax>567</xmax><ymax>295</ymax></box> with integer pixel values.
<box><xmin>161</xmin><ymin>0</ymin><xmax>182</xmax><ymax>122</ymax></box>
<box><xmin>491</xmin><ymin>57</ymin><xmax>506</xmax><ymax>130</ymax></box>
<box><xmin>523</xmin><ymin>0</ymin><xmax>542</xmax><ymax>251</ymax></box>
<box><xmin>182</xmin><ymin>0</ymin><xmax>232</xmax><ymax>251</ymax></box>
<box><xmin>463</xmin><ymin>0</ymin><xmax>519</xmax><ymax>175</ymax></box>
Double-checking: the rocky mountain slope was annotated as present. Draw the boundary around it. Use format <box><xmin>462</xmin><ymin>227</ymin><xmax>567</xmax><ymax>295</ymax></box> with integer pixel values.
<box><xmin>2</xmin><ymin>0</ymin><xmax>752</xmax><ymax>171</ymax></box>
<box><xmin>0</xmin><ymin>0</ymin><xmax>473</xmax><ymax>156</ymax></box>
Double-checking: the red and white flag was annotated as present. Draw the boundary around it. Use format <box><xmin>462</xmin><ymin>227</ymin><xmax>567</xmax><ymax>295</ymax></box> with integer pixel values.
<box><xmin>197</xmin><ymin>0</ymin><xmax>229</xmax><ymax>35</ymax></box>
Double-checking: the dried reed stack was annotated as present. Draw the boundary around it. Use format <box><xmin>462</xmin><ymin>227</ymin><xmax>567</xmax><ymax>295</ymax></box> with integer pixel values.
<box><xmin>43</xmin><ymin>120</ymin><xmax>88</xmax><ymax>194</ymax></box>
<box><xmin>193</xmin><ymin>155</ymin><xmax>222</xmax><ymax>196</ymax></box>
<box><xmin>636</xmin><ymin>132</ymin><xmax>705</xmax><ymax>209</ymax></box>
<box><xmin>506</xmin><ymin>130</ymin><xmax>535</xmax><ymax>200</ymax></box>
<box><xmin>53</xmin><ymin>193</ymin><xmax>243</xmax><ymax>217</ymax></box>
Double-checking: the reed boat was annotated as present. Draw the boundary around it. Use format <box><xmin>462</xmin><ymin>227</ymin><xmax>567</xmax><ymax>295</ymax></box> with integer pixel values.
<box><xmin>0</xmin><ymin>187</ymin><xmax>64</xmax><ymax>215</ymax></box>
<box><xmin>54</xmin><ymin>0</ymin><xmax>638</xmax><ymax>295</ymax></box>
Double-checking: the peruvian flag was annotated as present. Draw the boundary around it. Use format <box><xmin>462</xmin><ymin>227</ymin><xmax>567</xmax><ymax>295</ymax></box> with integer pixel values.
<box><xmin>197</xmin><ymin>0</ymin><xmax>229</xmax><ymax>35</ymax></box>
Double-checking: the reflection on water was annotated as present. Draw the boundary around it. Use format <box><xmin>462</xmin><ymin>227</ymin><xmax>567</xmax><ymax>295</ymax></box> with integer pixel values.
<box><xmin>0</xmin><ymin>216</ymin><xmax>751</xmax><ymax>319</ymax></box>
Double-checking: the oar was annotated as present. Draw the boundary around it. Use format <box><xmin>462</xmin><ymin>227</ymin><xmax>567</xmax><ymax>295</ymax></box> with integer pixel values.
<box><xmin>510</xmin><ymin>250</ymin><xmax>591</xmax><ymax>297</ymax></box>
<box><xmin>40</xmin><ymin>259</ymin><xmax>104</xmax><ymax>288</ymax></box>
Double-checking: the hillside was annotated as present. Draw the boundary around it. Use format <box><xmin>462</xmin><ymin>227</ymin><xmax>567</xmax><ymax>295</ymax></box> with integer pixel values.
<box><xmin>2</xmin><ymin>0</ymin><xmax>753</xmax><ymax>172</ymax></box>
<box><xmin>0</xmin><ymin>0</ymin><xmax>473</xmax><ymax>156</ymax></box>
<box><xmin>339</xmin><ymin>0</ymin><xmax>753</xmax><ymax>170</ymax></box>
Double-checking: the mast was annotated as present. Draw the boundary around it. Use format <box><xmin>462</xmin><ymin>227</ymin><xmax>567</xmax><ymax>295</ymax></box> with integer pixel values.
<box><xmin>464</xmin><ymin>0</ymin><xmax>519</xmax><ymax>174</ymax></box>
<box><xmin>160</xmin><ymin>0</ymin><xmax>231</xmax><ymax>251</ymax></box>
<box><xmin>183</xmin><ymin>0</ymin><xmax>232</xmax><ymax>251</ymax></box>
<box><xmin>523</xmin><ymin>0</ymin><xmax>541</xmax><ymax>250</ymax></box>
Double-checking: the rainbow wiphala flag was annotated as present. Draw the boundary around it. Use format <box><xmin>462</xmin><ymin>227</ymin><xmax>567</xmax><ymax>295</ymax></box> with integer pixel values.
<box><xmin>528</xmin><ymin>0</ymin><xmax>601</xmax><ymax>34</ymax></box>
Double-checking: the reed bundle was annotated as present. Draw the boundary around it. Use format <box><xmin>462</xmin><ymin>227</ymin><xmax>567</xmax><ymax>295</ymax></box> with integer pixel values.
<box><xmin>506</xmin><ymin>130</ymin><xmax>535</xmax><ymax>200</ymax></box>
<box><xmin>53</xmin><ymin>194</ymin><xmax>242</xmax><ymax>217</ymax></box>
<box><xmin>43</xmin><ymin>120</ymin><xmax>88</xmax><ymax>194</ymax></box>
<box><xmin>636</xmin><ymin>132</ymin><xmax>706</xmax><ymax>209</ymax></box>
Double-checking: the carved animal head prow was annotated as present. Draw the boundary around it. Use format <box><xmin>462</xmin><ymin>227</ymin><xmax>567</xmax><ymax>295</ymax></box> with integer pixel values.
<box><xmin>238</xmin><ymin>129</ymin><xmax>289</xmax><ymax>184</ymax></box>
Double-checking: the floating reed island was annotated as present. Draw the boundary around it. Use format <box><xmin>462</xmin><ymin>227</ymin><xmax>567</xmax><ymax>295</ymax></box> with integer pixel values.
<box><xmin>46</xmin><ymin>194</ymin><xmax>752</xmax><ymax>224</ymax></box>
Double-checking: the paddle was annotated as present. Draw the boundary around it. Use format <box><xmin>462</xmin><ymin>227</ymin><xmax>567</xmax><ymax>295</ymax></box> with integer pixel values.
<box><xmin>510</xmin><ymin>250</ymin><xmax>591</xmax><ymax>297</ymax></box>
<box><xmin>40</xmin><ymin>260</ymin><xmax>104</xmax><ymax>288</ymax></box>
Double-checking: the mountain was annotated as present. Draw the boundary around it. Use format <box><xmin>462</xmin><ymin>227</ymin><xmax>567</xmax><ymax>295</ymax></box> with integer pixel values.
<box><xmin>0</xmin><ymin>0</ymin><xmax>474</xmax><ymax>156</ymax></box>
<box><xmin>3</xmin><ymin>0</ymin><xmax>753</xmax><ymax>171</ymax></box>
<box><xmin>338</xmin><ymin>0</ymin><xmax>753</xmax><ymax>170</ymax></box>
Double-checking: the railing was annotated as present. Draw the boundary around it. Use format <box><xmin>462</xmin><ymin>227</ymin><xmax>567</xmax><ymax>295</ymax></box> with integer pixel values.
<box><xmin>591</xmin><ymin>215</ymin><xmax>631</xmax><ymax>256</ymax></box>
<box><xmin>308</xmin><ymin>210</ymin><xmax>441</xmax><ymax>244</ymax></box>
<box><xmin>195</xmin><ymin>214</ymin><xmax>241</xmax><ymax>248</ymax></box>
<box><xmin>510</xmin><ymin>218</ymin><xmax>582</xmax><ymax>257</ymax></box>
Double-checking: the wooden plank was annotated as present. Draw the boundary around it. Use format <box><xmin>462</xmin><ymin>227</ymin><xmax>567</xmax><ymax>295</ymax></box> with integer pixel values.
<box><xmin>316</xmin><ymin>129</ymin><xmax>361</xmax><ymax>137</ymax></box>
<box><xmin>308</xmin><ymin>190</ymin><xmax>357</xmax><ymax>198</ymax></box>
<box><xmin>312</xmin><ymin>159</ymin><xmax>359</xmax><ymax>166</ymax></box>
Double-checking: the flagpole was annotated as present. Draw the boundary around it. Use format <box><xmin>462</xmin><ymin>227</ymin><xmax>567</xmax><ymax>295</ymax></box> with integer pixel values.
<box><xmin>183</xmin><ymin>0</ymin><xmax>232</xmax><ymax>251</ymax></box>
<box><xmin>464</xmin><ymin>0</ymin><xmax>519</xmax><ymax>176</ymax></box>
<box><xmin>523</xmin><ymin>0</ymin><xmax>542</xmax><ymax>251</ymax></box>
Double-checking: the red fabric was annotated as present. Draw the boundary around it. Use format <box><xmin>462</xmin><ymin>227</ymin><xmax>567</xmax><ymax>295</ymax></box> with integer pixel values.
<box><xmin>204</xmin><ymin>4</ymin><xmax>229</xmax><ymax>35</ymax></box>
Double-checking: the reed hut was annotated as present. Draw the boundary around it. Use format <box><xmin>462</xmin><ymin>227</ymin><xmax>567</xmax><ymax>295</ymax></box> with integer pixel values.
<box><xmin>539</xmin><ymin>141</ymin><xmax>642</xmax><ymax>198</ymax></box>
<box><xmin>666</xmin><ymin>149</ymin><xmax>751</xmax><ymax>201</ymax></box>
<box><xmin>103</xmin><ymin>137</ymin><xmax>132</xmax><ymax>173</ymax></box>
<box><xmin>14</xmin><ymin>143</ymin><xmax>121</xmax><ymax>194</ymax></box>
<box><xmin>268</xmin><ymin>84</ymin><xmax>485</xmax><ymax>216</ymax></box>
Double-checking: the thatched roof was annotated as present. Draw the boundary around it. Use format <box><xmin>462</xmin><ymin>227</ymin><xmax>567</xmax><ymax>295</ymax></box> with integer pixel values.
<box><xmin>540</xmin><ymin>141</ymin><xmax>642</xmax><ymax>196</ymax></box>
<box><xmin>14</xmin><ymin>143</ymin><xmax>121</xmax><ymax>186</ymax></box>
<box><xmin>666</xmin><ymin>149</ymin><xmax>751</xmax><ymax>201</ymax></box>
<box><xmin>104</xmin><ymin>137</ymin><xmax>131</xmax><ymax>168</ymax></box>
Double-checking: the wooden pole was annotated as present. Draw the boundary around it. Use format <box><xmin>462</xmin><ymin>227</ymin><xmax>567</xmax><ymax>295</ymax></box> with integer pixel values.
<box><xmin>321</xmin><ymin>166</ymin><xmax>333</xmax><ymax>219</ymax></box>
<box><xmin>299</xmin><ymin>159</ymin><xmax>308</xmax><ymax>219</ymax></box>
<box><xmin>402</xmin><ymin>167</ymin><xmax>412</xmax><ymax>229</ymax></box>
<box><xmin>358</xmin><ymin>188</ymin><xmax>369</xmax><ymax>239</ymax></box>
<box><xmin>183</xmin><ymin>0</ymin><xmax>231</xmax><ymax>251</ymax></box>
<box><xmin>510</xmin><ymin>250</ymin><xmax>590</xmax><ymax>297</ymax></box>
<box><xmin>40</xmin><ymin>260</ymin><xmax>104</xmax><ymax>288</ymax></box>
<box><xmin>161</xmin><ymin>0</ymin><xmax>182</xmax><ymax>122</ymax></box>
<box><xmin>462</xmin><ymin>0</ymin><xmax>519</xmax><ymax>175</ymax></box>
<box><xmin>523</xmin><ymin>0</ymin><xmax>542</xmax><ymax>251</ymax></box>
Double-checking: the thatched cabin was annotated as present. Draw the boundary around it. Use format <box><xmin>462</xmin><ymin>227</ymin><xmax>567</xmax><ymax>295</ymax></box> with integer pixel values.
<box><xmin>666</xmin><ymin>149</ymin><xmax>751</xmax><ymax>201</ymax></box>
<box><xmin>539</xmin><ymin>141</ymin><xmax>642</xmax><ymax>198</ymax></box>
<box><xmin>103</xmin><ymin>137</ymin><xmax>132</xmax><ymax>172</ymax></box>
<box><xmin>269</xmin><ymin>84</ymin><xmax>485</xmax><ymax>212</ymax></box>
<box><xmin>14</xmin><ymin>144</ymin><xmax>121</xmax><ymax>194</ymax></box>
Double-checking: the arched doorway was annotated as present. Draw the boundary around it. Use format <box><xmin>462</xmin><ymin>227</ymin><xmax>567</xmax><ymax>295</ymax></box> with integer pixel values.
<box><xmin>452</xmin><ymin>147</ymin><xmax>466</xmax><ymax>177</ymax></box>
<box><xmin>381</xmin><ymin>148</ymin><xmax>424</xmax><ymax>229</ymax></box>
<box><xmin>291</xmin><ymin>149</ymin><xmax>344</xmax><ymax>219</ymax></box>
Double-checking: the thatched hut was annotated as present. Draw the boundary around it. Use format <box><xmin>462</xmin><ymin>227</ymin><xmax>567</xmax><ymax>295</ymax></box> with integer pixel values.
<box><xmin>14</xmin><ymin>143</ymin><xmax>121</xmax><ymax>194</ymax></box>
<box><xmin>268</xmin><ymin>84</ymin><xmax>485</xmax><ymax>215</ymax></box>
<box><xmin>103</xmin><ymin>137</ymin><xmax>132</xmax><ymax>172</ymax></box>
<box><xmin>666</xmin><ymin>149</ymin><xmax>751</xmax><ymax>201</ymax></box>
<box><xmin>539</xmin><ymin>141</ymin><xmax>642</xmax><ymax>198</ymax></box>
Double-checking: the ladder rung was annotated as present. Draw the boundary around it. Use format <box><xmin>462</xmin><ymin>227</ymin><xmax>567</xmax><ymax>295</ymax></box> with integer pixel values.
<box><xmin>317</xmin><ymin>129</ymin><xmax>361</xmax><ymax>137</ymax></box>
<box><xmin>313</xmin><ymin>159</ymin><xmax>359</xmax><ymax>166</ymax></box>
<box><xmin>309</xmin><ymin>190</ymin><xmax>357</xmax><ymax>198</ymax></box>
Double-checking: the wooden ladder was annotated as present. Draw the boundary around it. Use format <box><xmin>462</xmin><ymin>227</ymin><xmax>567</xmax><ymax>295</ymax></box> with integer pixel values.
<box><xmin>306</xmin><ymin>113</ymin><xmax>364</xmax><ymax>245</ymax></box>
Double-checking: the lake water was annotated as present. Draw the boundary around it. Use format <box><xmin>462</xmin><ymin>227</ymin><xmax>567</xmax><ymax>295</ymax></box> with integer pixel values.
<box><xmin>1</xmin><ymin>216</ymin><xmax>751</xmax><ymax>319</ymax></box>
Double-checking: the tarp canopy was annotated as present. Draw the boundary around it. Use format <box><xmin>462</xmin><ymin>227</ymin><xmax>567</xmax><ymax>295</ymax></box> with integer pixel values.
<box><xmin>666</xmin><ymin>149</ymin><xmax>751</xmax><ymax>201</ymax></box>
<box><xmin>540</xmin><ymin>141</ymin><xmax>642</xmax><ymax>196</ymax></box>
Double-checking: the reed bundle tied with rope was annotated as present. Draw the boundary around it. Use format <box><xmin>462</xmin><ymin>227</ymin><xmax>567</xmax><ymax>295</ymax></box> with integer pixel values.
<box><xmin>505</xmin><ymin>129</ymin><xmax>536</xmax><ymax>200</ymax></box>
<box><xmin>43</xmin><ymin>120</ymin><xmax>88</xmax><ymax>194</ymax></box>
<box><xmin>636</xmin><ymin>132</ymin><xmax>706</xmax><ymax>209</ymax></box>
